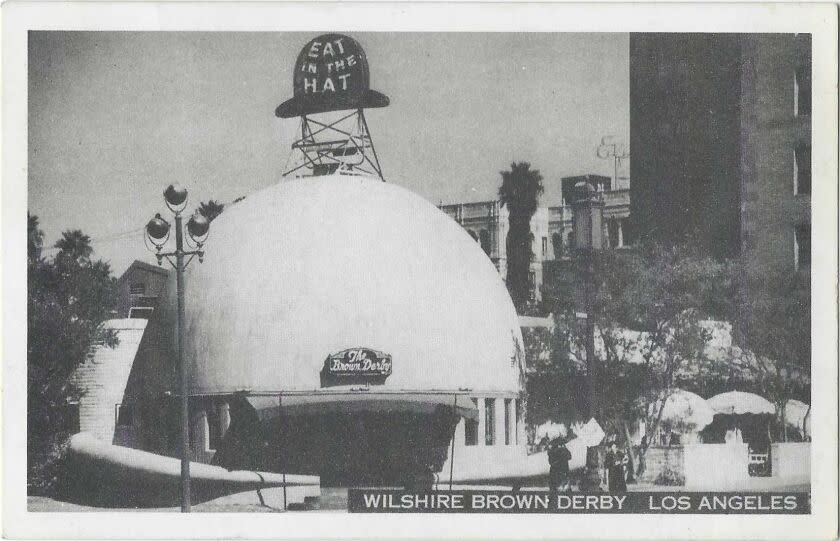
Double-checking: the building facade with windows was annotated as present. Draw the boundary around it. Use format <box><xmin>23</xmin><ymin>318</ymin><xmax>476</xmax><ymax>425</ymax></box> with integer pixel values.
<box><xmin>629</xmin><ymin>33</ymin><xmax>812</xmax><ymax>282</ymax></box>
<box><xmin>115</xmin><ymin>260</ymin><xmax>168</xmax><ymax>319</ymax></box>
<box><xmin>439</xmin><ymin>174</ymin><xmax>631</xmax><ymax>304</ymax></box>
<box><xmin>739</xmin><ymin>34</ymin><xmax>811</xmax><ymax>280</ymax></box>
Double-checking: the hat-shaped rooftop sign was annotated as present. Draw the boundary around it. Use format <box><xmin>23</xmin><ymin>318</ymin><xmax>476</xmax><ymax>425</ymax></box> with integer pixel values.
<box><xmin>277</xmin><ymin>34</ymin><xmax>388</xmax><ymax>180</ymax></box>
<box><xmin>276</xmin><ymin>34</ymin><xmax>389</xmax><ymax>118</ymax></box>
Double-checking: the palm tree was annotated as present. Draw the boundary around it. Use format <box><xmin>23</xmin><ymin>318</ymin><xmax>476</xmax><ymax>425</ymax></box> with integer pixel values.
<box><xmin>198</xmin><ymin>200</ymin><xmax>225</xmax><ymax>223</ymax></box>
<box><xmin>54</xmin><ymin>230</ymin><xmax>93</xmax><ymax>264</ymax></box>
<box><xmin>498</xmin><ymin>162</ymin><xmax>544</xmax><ymax>312</ymax></box>
<box><xmin>28</xmin><ymin>213</ymin><xmax>44</xmax><ymax>263</ymax></box>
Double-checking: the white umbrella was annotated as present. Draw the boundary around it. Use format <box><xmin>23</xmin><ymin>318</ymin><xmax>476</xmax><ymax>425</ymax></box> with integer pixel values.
<box><xmin>707</xmin><ymin>391</ymin><xmax>774</xmax><ymax>415</ymax></box>
<box><xmin>535</xmin><ymin>421</ymin><xmax>566</xmax><ymax>441</ymax></box>
<box><xmin>575</xmin><ymin>418</ymin><xmax>606</xmax><ymax>447</ymax></box>
<box><xmin>650</xmin><ymin>389</ymin><xmax>716</xmax><ymax>432</ymax></box>
<box><xmin>783</xmin><ymin>399</ymin><xmax>811</xmax><ymax>437</ymax></box>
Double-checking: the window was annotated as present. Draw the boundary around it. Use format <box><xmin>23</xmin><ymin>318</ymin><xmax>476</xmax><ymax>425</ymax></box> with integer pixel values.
<box><xmin>794</xmin><ymin>144</ymin><xmax>811</xmax><ymax>195</ymax></box>
<box><xmin>484</xmin><ymin>398</ymin><xmax>495</xmax><ymax>446</ymax></box>
<box><xmin>464</xmin><ymin>398</ymin><xmax>478</xmax><ymax>446</ymax></box>
<box><xmin>129</xmin><ymin>283</ymin><xmax>146</xmax><ymax>295</ymax></box>
<box><xmin>795</xmin><ymin>65</ymin><xmax>811</xmax><ymax>117</ymax></box>
<box><xmin>795</xmin><ymin>224</ymin><xmax>811</xmax><ymax>270</ymax></box>
<box><xmin>115</xmin><ymin>403</ymin><xmax>135</xmax><ymax>427</ymax></box>
<box><xmin>541</xmin><ymin>237</ymin><xmax>548</xmax><ymax>257</ymax></box>
<box><xmin>504</xmin><ymin>399</ymin><xmax>512</xmax><ymax>445</ymax></box>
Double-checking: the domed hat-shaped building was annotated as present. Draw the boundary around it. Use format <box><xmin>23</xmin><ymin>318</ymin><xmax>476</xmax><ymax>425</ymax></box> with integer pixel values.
<box><xmin>154</xmin><ymin>174</ymin><xmax>527</xmax><ymax>484</ymax></box>
<box><xmin>181</xmin><ymin>174</ymin><xmax>523</xmax><ymax>397</ymax></box>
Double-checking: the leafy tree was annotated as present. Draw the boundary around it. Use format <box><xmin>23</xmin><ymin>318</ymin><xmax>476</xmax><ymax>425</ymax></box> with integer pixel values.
<box><xmin>538</xmin><ymin>241</ymin><xmax>734</xmax><ymax>475</ymax></box>
<box><xmin>28</xmin><ymin>217</ymin><xmax>118</xmax><ymax>494</ymax></box>
<box><xmin>726</xmin><ymin>268</ymin><xmax>811</xmax><ymax>440</ymax></box>
<box><xmin>498</xmin><ymin>162</ymin><xmax>544</xmax><ymax>312</ymax></box>
<box><xmin>595</xmin><ymin>243</ymin><xmax>734</xmax><ymax>474</ymax></box>
<box><xmin>197</xmin><ymin>199</ymin><xmax>225</xmax><ymax>222</ymax></box>
<box><xmin>551</xmin><ymin>232</ymin><xmax>564</xmax><ymax>259</ymax></box>
<box><xmin>523</xmin><ymin>313</ymin><xmax>587</xmax><ymax>431</ymax></box>
<box><xmin>28</xmin><ymin>213</ymin><xmax>44</xmax><ymax>263</ymax></box>
<box><xmin>54</xmin><ymin>230</ymin><xmax>92</xmax><ymax>264</ymax></box>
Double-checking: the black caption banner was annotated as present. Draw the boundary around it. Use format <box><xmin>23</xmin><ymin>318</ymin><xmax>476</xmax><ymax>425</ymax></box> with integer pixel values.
<box><xmin>348</xmin><ymin>490</ymin><xmax>810</xmax><ymax>514</ymax></box>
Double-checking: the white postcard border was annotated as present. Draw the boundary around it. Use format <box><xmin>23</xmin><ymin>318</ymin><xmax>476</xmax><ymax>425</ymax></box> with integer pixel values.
<box><xmin>2</xmin><ymin>2</ymin><xmax>837</xmax><ymax>539</ymax></box>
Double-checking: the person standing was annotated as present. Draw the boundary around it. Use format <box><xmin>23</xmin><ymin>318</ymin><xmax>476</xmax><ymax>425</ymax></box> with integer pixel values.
<box><xmin>605</xmin><ymin>440</ymin><xmax>628</xmax><ymax>492</ymax></box>
<box><xmin>548</xmin><ymin>438</ymin><xmax>572</xmax><ymax>492</ymax></box>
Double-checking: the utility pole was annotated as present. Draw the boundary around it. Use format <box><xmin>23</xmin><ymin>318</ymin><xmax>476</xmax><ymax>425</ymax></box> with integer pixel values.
<box><xmin>597</xmin><ymin>136</ymin><xmax>630</xmax><ymax>189</ymax></box>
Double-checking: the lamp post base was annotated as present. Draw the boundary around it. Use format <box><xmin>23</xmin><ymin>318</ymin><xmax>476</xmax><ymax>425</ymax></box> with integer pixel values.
<box><xmin>579</xmin><ymin>446</ymin><xmax>604</xmax><ymax>492</ymax></box>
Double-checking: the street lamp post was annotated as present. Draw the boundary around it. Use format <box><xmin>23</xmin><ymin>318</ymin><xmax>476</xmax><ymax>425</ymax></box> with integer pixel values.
<box><xmin>570</xmin><ymin>180</ymin><xmax>604</xmax><ymax>490</ymax></box>
<box><xmin>145</xmin><ymin>184</ymin><xmax>211</xmax><ymax>513</ymax></box>
<box><xmin>571</xmin><ymin>181</ymin><xmax>604</xmax><ymax>417</ymax></box>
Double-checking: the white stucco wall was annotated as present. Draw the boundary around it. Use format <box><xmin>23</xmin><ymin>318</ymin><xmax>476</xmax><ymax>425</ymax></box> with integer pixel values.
<box><xmin>71</xmin><ymin>319</ymin><xmax>148</xmax><ymax>446</ymax></box>
<box><xmin>771</xmin><ymin>442</ymin><xmax>810</xmax><ymax>481</ymax></box>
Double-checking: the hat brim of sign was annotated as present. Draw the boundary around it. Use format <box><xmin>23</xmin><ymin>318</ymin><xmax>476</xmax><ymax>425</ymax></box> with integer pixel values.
<box><xmin>275</xmin><ymin>89</ymin><xmax>390</xmax><ymax>118</ymax></box>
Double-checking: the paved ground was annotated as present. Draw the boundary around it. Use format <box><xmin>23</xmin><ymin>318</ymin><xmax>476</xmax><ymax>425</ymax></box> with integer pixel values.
<box><xmin>27</xmin><ymin>496</ymin><xmax>280</xmax><ymax>513</ymax></box>
<box><xmin>628</xmin><ymin>478</ymin><xmax>810</xmax><ymax>492</ymax></box>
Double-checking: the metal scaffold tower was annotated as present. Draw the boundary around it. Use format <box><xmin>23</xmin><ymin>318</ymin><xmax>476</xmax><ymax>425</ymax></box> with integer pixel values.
<box><xmin>284</xmin><ymin>109</ymin><xmax>384</xmax><ymax>180</ymax></box>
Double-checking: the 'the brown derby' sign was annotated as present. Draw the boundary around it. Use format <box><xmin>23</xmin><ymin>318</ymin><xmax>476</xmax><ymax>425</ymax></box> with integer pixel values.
<box><xmin>321</xmin><ymin>348</ymin><xmax>392</xmax><ymax>386</ymax></box>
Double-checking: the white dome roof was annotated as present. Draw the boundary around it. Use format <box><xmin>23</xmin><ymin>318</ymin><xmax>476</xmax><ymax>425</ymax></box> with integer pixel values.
<box><xmin>179</xmin><ymin>174</ymin><xmax>523</xmax><ymax>395</ymax></box>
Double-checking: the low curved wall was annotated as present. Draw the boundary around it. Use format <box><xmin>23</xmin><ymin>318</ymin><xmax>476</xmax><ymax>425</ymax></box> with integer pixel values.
<box><xmin>60</xmin><ymin>433</ymin><xmax>318</xmax><ymax>508</ymax></box>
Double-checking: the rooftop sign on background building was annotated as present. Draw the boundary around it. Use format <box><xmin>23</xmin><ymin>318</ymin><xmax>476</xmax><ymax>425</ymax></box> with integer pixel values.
<box><xmin>275</xmin><ymin>33</ymin><xmax>390</xmax><ymax>118</ymax></box>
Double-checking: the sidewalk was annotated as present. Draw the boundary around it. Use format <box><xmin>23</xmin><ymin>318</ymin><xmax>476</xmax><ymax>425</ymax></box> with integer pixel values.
<box><xmin>628</xmin><ymin>477</ymin><xmax>810</xmax><ymax>492</ymax></box>
<box><xmin>27</xmin><ymin>496</ymin><xmax>280</xmax><ymax>513</ymax></box>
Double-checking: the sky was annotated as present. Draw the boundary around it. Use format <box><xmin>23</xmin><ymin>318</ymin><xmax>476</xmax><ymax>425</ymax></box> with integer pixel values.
<box><xmin>29</xmin><ymin>32</ymin><xmax>629</xmax><ymax>274</ymax></box>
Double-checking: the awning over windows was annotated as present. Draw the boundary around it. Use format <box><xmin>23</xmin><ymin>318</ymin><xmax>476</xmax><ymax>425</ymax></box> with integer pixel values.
<box><xmin>245</xmin><ymin>393</ymin><xmax>479</xmax><ymax>422</ymax></box>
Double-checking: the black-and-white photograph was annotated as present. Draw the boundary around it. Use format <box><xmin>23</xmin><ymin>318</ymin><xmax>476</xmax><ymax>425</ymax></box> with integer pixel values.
<box><xmin>3</xmin><ymin>3</ymin><xmax>838</xmax><ymax>538</ymax></box>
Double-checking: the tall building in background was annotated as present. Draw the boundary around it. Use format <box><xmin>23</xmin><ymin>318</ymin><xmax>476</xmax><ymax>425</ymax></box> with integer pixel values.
<box><xmin>739</xmin><ymin>34</ymin><xmax>811</xmax><ymax>282</ymax></box>
<box><xmin>440</xmin><ymin>174</ymin><xmax>631</xmax><ymax>306</ymax></box>
<box><xmin>629</xmin><ymin>33</ymin><xmax>811</xmax><ymax>285</ymax></box>
<box><xmin>629</xmin><ymin>33</ymin><xmax>743</xmax><ymax>259</ymax></box>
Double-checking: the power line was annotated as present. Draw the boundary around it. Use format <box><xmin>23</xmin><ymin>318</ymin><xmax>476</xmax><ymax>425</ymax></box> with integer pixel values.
<box><xmin>40</xmin><ymin>227</ymin><xmax>145</xmax><ymax>253</ymax></box>
<box><xmin>38</xmin><ymin>193</ymin><xmax>249</xmax><ymax>253</ymax></box>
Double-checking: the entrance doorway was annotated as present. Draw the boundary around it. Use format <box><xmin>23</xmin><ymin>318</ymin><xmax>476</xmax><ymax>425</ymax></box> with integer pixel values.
<box><xmin>267</xmin><ymin>408</ymin><xmax>459</xmax><ymax>487</ymax></box>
